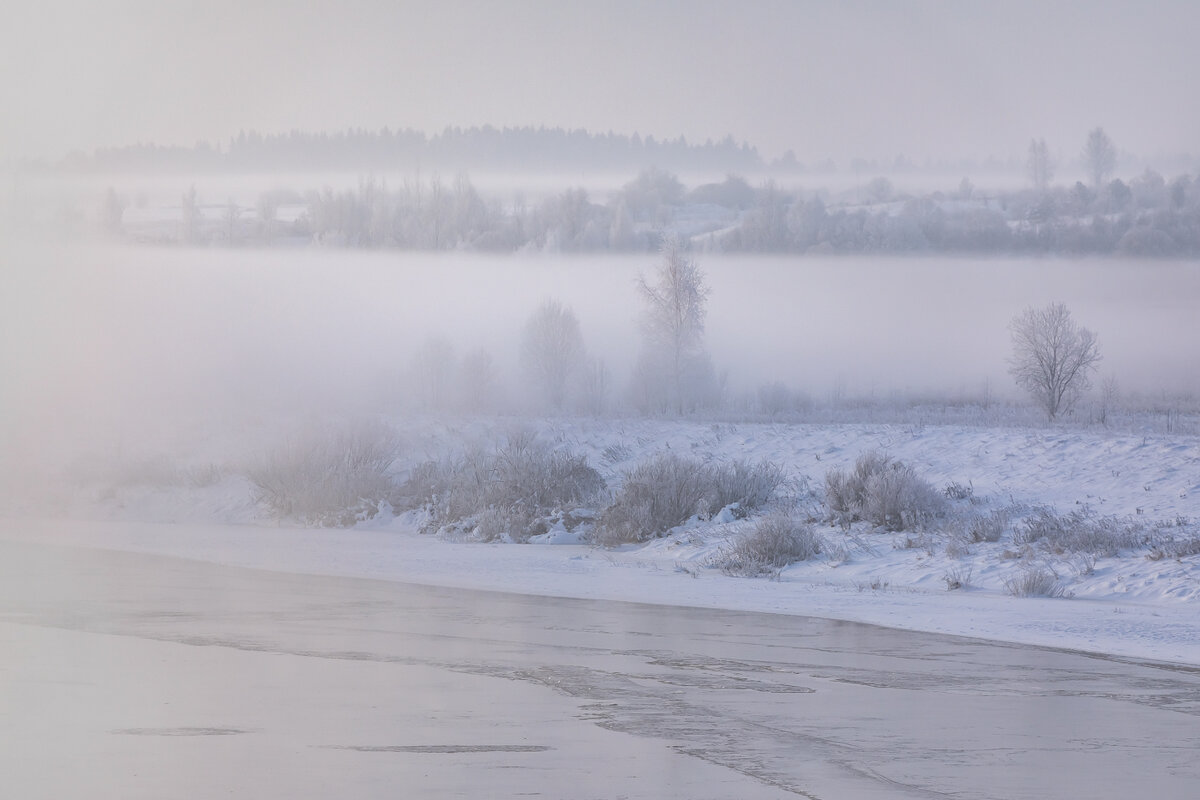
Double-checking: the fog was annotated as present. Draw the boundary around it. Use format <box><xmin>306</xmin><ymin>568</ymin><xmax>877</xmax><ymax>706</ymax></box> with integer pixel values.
<box><xmin>3</xmin><ymin>241</ymin><xmax>1196</xmax><ymax>484</ymax></box>
<box><xmin>4</xmin><ymin>2</ymin><xmax>1200</xmax><ymax>168</ymax></box>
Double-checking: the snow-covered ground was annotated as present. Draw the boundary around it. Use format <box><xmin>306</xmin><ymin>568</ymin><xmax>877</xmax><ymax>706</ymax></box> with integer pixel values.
<box><xmin>4</xmin><ymin>416</ymin><xmax>1198</xmax><ymax>666</ymax></box>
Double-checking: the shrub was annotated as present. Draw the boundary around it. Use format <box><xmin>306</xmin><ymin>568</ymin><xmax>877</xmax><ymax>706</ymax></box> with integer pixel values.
<box><xmin>394</xmin><ymin>434</ymin><xmax>605</xmax><ymax>542</ymax></box>
<box><xmin>709</xmin><ymin>459</ymin><xmax>787</xmax><ymax>517</ymax></box>
<box><xmin>1003</xmin><ymin>567</ymin><xmax>1066</xmax><ymax>598</ymax></box>
<box><xmin>825</xmin><ymin>450</ymin><xmax>889</xmax><ymax>524</ymax></box>
<box><xmin>594</xmin><ymin>453</ymin><xmax>784</xmax><ymax>546</ymax></box>
<box><xmin>714</xmin><ymin>514</ymin><xmax>822</xmax><ymax>577</ymax></box>
<box><xmin>594</xmin><ymin>453</ymin><xmax>712</xmax><ymax>546</ymax></box>
<box><xmin>246</xmin><ymin>420</ymin><xmax>399</xmax><ymax>526</ymax></box>
<box><xmin>861</xmin><ymin>464</ymin><xmax>945</xmax><ymax>531</ymax></box>
<box><xmin>968</xmin><ymin>509</ymin><xmax>1009</xmax><ymax>543</ymax></box>
<box><xmin>824</xmin><ymin>450</ymin><xmax>945</xmax><ymax>531</ymax></box>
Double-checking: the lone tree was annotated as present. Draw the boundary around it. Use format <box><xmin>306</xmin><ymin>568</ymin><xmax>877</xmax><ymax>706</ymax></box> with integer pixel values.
<box><xmin>1008</xmin><ymin>302</ymin><xmax>1101</xmax><ymax>420</ymax></box>
<box><xmin>1083</xmin><ymin>127</ymin><xmax>1117</xmax><ymax>189</ymax></box>
<box><xmin>520</xmin><ymin>299</ymin><xmax>586</xmax><ymax>411</ymax></box>
<box><xmin>635</xmin><ymin>236</ymin><xmax>711</xmax><ymax>415</ymax></box>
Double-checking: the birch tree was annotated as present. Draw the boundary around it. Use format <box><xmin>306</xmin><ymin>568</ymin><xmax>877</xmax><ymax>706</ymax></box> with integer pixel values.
<box><xmin>1008</xmin><ymin>302</ymin><xmax>1101</xmax><ymax>420</ymax></box>
<box><xmin>635</xmin><ymin>236</ymin><xmax>710</xmax><ymax>414</ymax></box>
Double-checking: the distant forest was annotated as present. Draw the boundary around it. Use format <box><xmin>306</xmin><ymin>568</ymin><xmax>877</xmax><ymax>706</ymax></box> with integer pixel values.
<box><xmin>45</xmin><ymin>124</ymin><xmax>1200</xmax><ymax>258</ymax></box>
<box><xmin>99</xmin><ymin>165</ymin><xmax>1200</xmax><ymax>258</ymax></box>
<box><xmin>52</xmin><ymin>126</ymin><xmax>767</xmax><ymax>174</ymax></box>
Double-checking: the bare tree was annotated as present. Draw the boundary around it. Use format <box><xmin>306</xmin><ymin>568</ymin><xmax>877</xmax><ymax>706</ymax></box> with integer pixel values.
<box><xmin>1008</xmin><ymin>302</ymin><xmax>1101</xmax><ymax>420</ymax></box>
<box><xmin>1083</xmin><ymin>127</ymin><xmax>1117</xmax><ymax>189</ymax></box>
<box><xmin>1026</xmin><ymin>138</ymin><xmax>1054</xmax><ymax>192</ymax></box>
<box><xmin>520</xmin><ymin>299</ymin><xmax>585</xmax><ymax>411</ymax></box>
<box><xmin>636</xmin><ymin>236</ymin><xmax>710</xmax><ymax>415</ymax></box>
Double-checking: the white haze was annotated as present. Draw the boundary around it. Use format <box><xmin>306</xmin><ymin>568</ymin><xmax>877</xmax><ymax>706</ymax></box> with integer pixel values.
<box><xmin>4</xmin><ymin>242</ymin><xmax>1197</xmax><ymax>477</ymax></box>
<box><xmin>2</xmin><ymin>1</ymin><xmax>1199</xmax><ymax>168</ymax></box>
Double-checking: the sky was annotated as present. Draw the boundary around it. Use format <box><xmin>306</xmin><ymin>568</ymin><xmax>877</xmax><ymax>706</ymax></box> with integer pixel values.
<box><xmin>1</xmin><ymin>0</ymin><xmax>1198</xmax><ymax>168</ymax></box>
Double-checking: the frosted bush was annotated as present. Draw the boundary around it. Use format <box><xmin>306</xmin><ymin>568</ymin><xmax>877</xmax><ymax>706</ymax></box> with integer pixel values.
<box><xmin>824</xmin><ymin>450</ymin><xmax>945</xmax><ymax>531</ymax></box>
<box><xmin>594</xmin><ymin>453</ymin><xmax>784</xmax><ymax>546</ymax></box>
<box><xmin>594</xmin><ymin>453</ymin><xmax>711</xmax><ymax>546</ymax></box>
<box><xmin>709</xmin><ymin>459</ymin><xmax>786</xmax><ymax>517</ymax></box>
<box><xmin>247</xmin><ymin>419</ymin><xmax>399</xmax><ymax>526</ymax></box>
<box><xmin>395</xmin><ymin>434</ymin><xmax>605</xmax><ymax>542</ymax></box>
<box><xmin>1003</xmin><ymin>567</ymin><xmax>1066</xmax><ymax>598</ymax></box>
<box><xmin>714</xmin><ymin>514</ymin><xmax>822</xmax><ymax>577</ymax></box>
<box><xmin>862</xmin><ymin>464</ymin><xmax>945</xmax><ymax>531</ymax></box>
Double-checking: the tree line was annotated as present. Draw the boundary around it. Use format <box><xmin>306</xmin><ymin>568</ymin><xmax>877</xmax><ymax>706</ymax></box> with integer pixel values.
<box><xmin>129</xmin><ymin>163</ymin><xmax>1200</xmax><ymax>258</ymax></box>
<box><xmin>56</xmin><ymin>125</ymin><xmax>762</xmax><ymax>174</ymax></box>
<box><xmin>90</xmin><ymin>126</ymin><xmax>1200</xmax><ymax>257</ymax></box>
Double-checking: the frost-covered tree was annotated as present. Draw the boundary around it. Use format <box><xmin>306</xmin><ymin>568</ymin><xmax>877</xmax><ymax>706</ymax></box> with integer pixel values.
<box><xmin>866</xmin><ymin>176</ymin><xmax>894</xmax><ymax>204</ymax></box>
<box><xmin>739</xmin><ymin>180</ymin><xmax>791</xmax><ymax>250</ymax></box>
<box><xmin>1027</xmin><ymin>138</ymin><xmax>1054</xmax><ymax>191</ymax></box>
<box><xmin>634</xmin><ymin>236</ymin><xmax>711</xmax><ymax>415</ymax></box>
<box><xmin>619</xmin><ymin>167</ymin><xmax>683</xmax><ymax>224</ymax></box>
<box><xmin>520</xmin><ymin>300</ymin><xmax>586</xmax><ymax>411</ymax></box>
<box><xmin>1083</xmin><ymin>127</ymin><xmax>1117</xmax><ymax>189</ymax></box>
<box><xmin>1008</xmin><ymin>302</ymin><xmax>1101</xmax><ymax>420</ymax></box>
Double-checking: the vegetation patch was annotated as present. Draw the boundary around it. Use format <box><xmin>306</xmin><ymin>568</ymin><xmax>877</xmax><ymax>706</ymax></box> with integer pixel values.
<box><xmin>711</xmin><ymin>513</ymin><xmax>823</xmax><ymax>577</ymax></box>
<box><xmin>824</xmin><ymin>450</ymin><xmax>945</xmax><ymax>531</ymax></box>
<box><xmin>394</xmin><ymin>430</ymin><xmax>605</xmax><ymax>542</ymax></box>
<box><xmin>1003</xmin><ymin>567</ymin><xmax>1066</xmax><ymax>598</ymax></box>
<box><xmin>246</xmin><ymin>420</ymin><xmax>399</xmax><ymax>527</ymax></box>
<box><xmin>1014</xmin><ymin>506</ymin><xmax>1145</xmax><ymax>556</ymax></box>
<box><xmin>594</xmin><ymin>452</ymin><xmax>784</xmax><ymax>546</ymax></box>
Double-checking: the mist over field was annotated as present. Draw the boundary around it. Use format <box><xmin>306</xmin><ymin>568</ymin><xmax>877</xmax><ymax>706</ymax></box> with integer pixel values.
<box><xmin>4</xmin><ymin>240</ymin><xmax>1197</xmax><ymax>482</ymax></box>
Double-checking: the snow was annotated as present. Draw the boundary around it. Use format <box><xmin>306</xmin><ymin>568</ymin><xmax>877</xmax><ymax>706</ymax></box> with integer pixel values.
<box><xmin>3</xmin><ymin>416</ymin><xmax>1198</xmax><ymax>666</ymax></box>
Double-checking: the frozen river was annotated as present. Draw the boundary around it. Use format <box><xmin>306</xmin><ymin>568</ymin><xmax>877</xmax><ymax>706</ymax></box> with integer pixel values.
<box><xmin>2</xmin><ymin>538</ymin><xmax>1199</xmax><ymax>799</ymax></box>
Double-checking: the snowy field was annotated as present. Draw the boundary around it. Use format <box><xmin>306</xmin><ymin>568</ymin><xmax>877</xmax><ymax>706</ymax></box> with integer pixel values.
<box><xmin>4</xmin><ymin>415</ymin><xmax>1199</xmax><ymax>666</ymax></box>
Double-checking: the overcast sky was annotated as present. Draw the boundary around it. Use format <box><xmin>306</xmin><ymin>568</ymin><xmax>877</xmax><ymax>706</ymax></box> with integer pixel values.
<box><xmin>2</xmin><ymin>0</ymin><xmax>1197</xmax><ymax>167</ymax></box>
